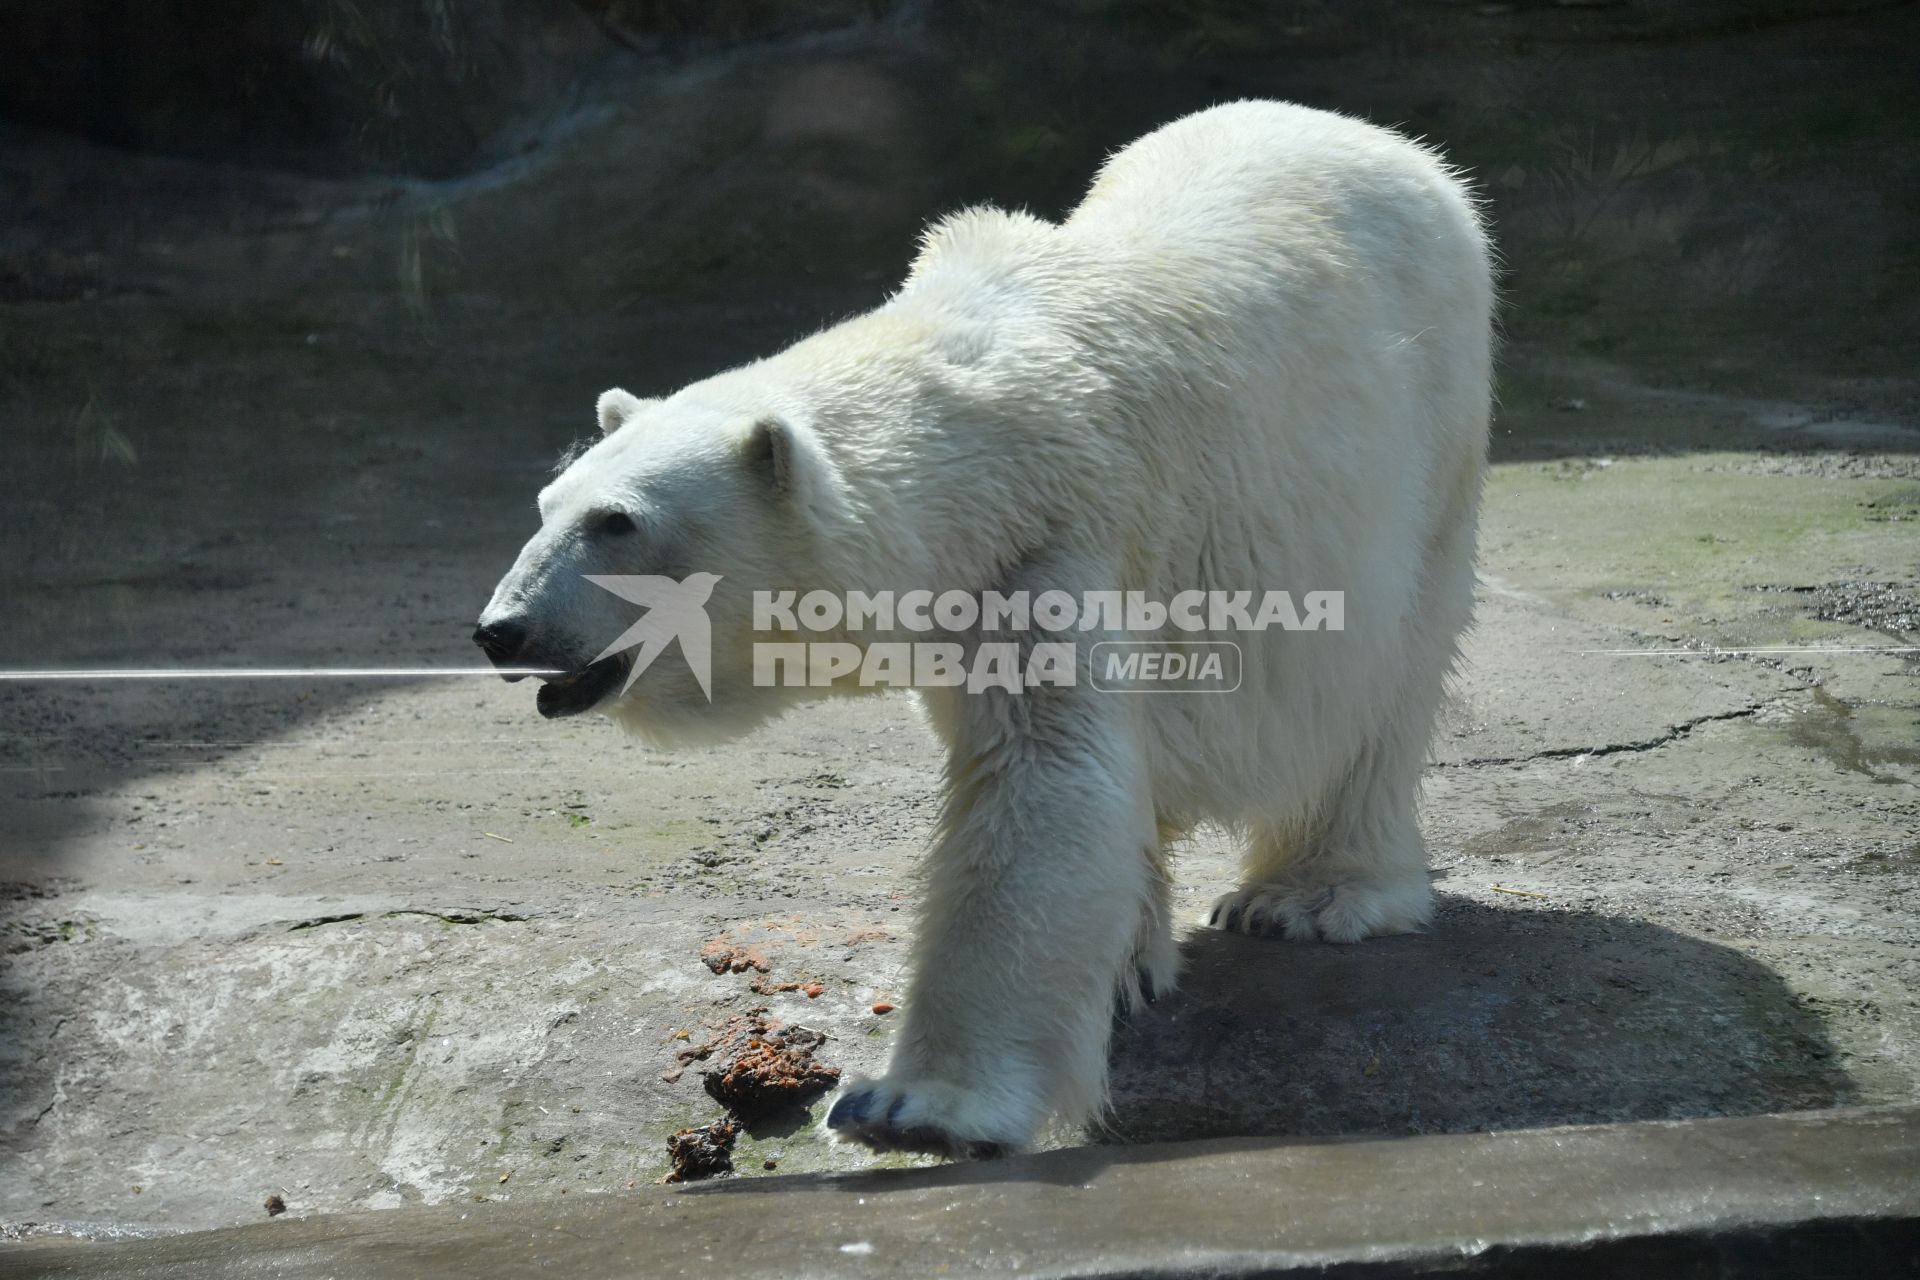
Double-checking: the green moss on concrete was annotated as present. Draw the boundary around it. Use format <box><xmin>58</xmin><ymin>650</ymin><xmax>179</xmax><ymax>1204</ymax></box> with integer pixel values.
<box><xmin>1485</xmin><ymin>456</ymin><xmax>1919</xmax><ymax>647</ymax></box>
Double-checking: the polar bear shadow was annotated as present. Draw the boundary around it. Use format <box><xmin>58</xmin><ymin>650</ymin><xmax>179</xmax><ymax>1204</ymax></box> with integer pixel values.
<box><xmin>1100</xmin><ymin>894</ymin><xmax>1854</xmax><ymax>1145</ymax></box>
<box><xmin>675</xmin><ymin>896</ymin><xmax>1852</xmax><ymax>1199</ymax></box>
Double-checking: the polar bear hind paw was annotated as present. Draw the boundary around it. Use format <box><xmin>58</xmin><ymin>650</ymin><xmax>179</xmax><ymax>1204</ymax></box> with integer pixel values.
<box><xmin>824</xmin><ymin>1078</ymin><xmax>1016</xmax><ymax>1160</ymax></box>
<box><xmin>1208</xmin><ymin>877</ymin><xmax>1430</xmax><ymax>944</ymax></box>
<box><xmin>1123</xmin><ymin>931</ymin><xmax>1181</xmax><ymax>1013</ymax></box>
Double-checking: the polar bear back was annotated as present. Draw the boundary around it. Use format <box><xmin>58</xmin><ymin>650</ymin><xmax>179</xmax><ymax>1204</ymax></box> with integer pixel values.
<box><xmin>1069</xmin><ymin>100</ymin><xmax>1486</xmax><ymax>277</ymax></box>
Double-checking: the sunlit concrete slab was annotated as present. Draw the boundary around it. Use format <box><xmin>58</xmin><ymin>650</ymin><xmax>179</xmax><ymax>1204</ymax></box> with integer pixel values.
<box><xmin>8</xmin><ymin>1106</ymin><xmax>1917</xmax><ymax>1279</ymax></box>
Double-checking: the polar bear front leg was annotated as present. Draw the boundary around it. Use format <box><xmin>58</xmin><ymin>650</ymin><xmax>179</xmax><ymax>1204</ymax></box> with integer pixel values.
<box><xmin>827</xmin><ymin>680</ymin><xmax>1154</xmax><ymax>1157</ymax></box>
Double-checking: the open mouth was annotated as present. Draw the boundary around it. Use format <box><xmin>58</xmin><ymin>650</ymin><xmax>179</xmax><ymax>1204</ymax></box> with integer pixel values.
<box><xmin>535</xmin><ymin>656</ymin><xmax>627</xmax><ymax>719</ymax></box>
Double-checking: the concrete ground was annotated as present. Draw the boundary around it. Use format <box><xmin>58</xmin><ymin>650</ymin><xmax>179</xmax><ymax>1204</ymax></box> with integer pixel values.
<box><xmin>3</xmin><ymin>0</ymin><xmax>1918</xmax><ymax>1247</ymax></box>
<box><xmin>8</xmin><ymin>1107</ymin><xmax>1918</xmax><ymax>1278</ymax></box>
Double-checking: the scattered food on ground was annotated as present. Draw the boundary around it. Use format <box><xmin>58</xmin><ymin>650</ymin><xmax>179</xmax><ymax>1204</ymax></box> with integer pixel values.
<box><xmin>674</xmin><ymin>1009</ymin><xmax>772</xmax><ymax>1066</ymax></box>
<box><xmin>700</xmin><ymin>938</ymin><xmax>772</xmax><ymax>975</ymax></box>
<box><xmin>663</xmin><ymin>1118</ymin><xmax>738</xmax><ymax>1183</ymax></box>
<box><xmin>748</xmin><ymin>976</ymin><xmax>828</xmax><ymax>998</ymax></box>
<box><xmin>263</xmin><ymin>1194</ymin><xmax>286</xmax><ymax>1217</ymax></box>
<box><xmin>702</xmin><ymin>1020</ymin><xmax>840</xmax><ymax>1121</ymax></box>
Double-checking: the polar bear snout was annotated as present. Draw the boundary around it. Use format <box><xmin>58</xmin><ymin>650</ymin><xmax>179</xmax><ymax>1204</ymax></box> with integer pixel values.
<box><xmin>471</xmin><ymin>612</ymin><xmax>586</xmax><ymax>681</ymax></box>
<box><xmin>471</xmin><ymin>618</ymin><xmax>530</xmax><ymax>675</ymax></box>
<box><xmin>473</xmin><ymin>605</ymin><xmax>630</xmax><ymax>719</ymax></box>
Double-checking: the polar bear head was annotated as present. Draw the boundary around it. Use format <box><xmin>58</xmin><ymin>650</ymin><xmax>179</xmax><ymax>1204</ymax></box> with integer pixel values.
<box><xmin>475</xmin><ymin>386</ymin><xmax>846</xmax><ymax>742</ymax></box>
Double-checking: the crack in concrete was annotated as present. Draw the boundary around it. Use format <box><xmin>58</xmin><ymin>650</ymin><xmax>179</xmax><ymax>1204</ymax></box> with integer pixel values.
<box><xmin>286</xmin><ymin>913</ymin><xmax>367</xmax><ymax>931</ymax></box>
<box><xmin>1433</xmin><ymin>700</ymin><xmax>1776</xmax><ymax>770</ymax></box>
<box><xmin>386</xmin><ymin>908</ymin><xmax>528</xmax><ymax>925</ymax></box>
<box><xmin>284</xmin><ymin>908</ymin><xmax>527</xmax><ymax>932</ymax></box>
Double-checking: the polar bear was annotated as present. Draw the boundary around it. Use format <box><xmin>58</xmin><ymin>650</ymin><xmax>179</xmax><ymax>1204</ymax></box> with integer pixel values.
<box><xmin>476</xmin><ymin>101</ymin><xmax>1492</xmax><ymax>1157</ymax></box>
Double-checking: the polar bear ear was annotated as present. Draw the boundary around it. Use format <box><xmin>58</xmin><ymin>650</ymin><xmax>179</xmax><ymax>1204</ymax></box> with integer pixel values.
<box><xmin>596</xmin><ymin>388</ymin><xmax>655</xmax><ymax>436</ymax></box>
<box><xmin>741</xmin><ymin>415</ymin><xmax>845</xmax><ymax>517</ymax></box>
<box><xmin>741</xmin><ymin>416</ymin><xmax>805</xmax><ymax>495</ymax></box>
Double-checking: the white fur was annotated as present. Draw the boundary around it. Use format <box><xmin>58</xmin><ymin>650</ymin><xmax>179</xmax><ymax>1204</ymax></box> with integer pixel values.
<box><xmin>482</xmin><ymin>101</ymin><xmax>1493</xmax><ymax>1155</ymax></box>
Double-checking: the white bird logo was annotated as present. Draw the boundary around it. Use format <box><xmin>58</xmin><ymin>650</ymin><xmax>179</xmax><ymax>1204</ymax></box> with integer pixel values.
<box><xmin>584</xmin><ymin>573</ymin><xmax>722</xmax><ymax>700</ymax></box>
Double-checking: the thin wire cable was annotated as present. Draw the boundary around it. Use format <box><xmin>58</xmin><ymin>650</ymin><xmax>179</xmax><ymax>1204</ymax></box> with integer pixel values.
<box><xmin>0</xmin><ymin>668</ymin><xmax>558</xmax><ymax>680</ymax></box>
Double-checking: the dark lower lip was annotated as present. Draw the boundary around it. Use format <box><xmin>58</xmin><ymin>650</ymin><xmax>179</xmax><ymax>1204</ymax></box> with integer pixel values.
<box><xmin>535</xmin><ymin>657</ymin><xmax>626</xmax><ymax>719</ymax></box>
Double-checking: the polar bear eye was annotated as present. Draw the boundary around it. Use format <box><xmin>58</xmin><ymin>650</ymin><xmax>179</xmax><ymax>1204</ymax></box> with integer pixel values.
<box><xmin>592</xmin><ymin>510</ymin><xmax>637</xmax><ymax>536</ymax></box>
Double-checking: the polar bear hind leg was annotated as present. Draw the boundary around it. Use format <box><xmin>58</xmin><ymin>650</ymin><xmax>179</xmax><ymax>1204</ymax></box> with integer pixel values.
<box><xmin>1211</xmin><ymin>462</ymin><xmax>1480</xmax><ymax>944</ymax></box>
<box><xmin>1209</xmin><ymin>731</ymin><xmax>1435</xmax><ymax>944</ymax></box>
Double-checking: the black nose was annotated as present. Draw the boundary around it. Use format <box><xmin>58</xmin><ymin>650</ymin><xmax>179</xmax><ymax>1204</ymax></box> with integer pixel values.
<box><xmin>472</xmin><ymin>619</ymin><xmax>528</xmax><ymax>666</ymax></box>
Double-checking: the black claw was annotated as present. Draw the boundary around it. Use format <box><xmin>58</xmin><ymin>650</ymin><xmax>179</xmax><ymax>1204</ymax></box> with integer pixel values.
<box><xmin>1208</xmin><ymin>905</ymin><xmax>1221</xmax><ymax>926</ymax></box>
<box><xmin>839</xmin><ymin>1110</ymin><xmax>1005</xmax><ymax>1162</ymax></box>
<box><xmin>1224</xmin><ymin>906</ymin><xmax>1242</xmax><ymax>932</ymax></box>
<box><xmin>827</xmin><ymin>1091</ymin><xmax>871</xmax><ymax>1129</ymax></box>
<box><xmin>1136</xmin><ymin>966</ymin><xmax>1158</xmax><ymax>1006</ymax></box>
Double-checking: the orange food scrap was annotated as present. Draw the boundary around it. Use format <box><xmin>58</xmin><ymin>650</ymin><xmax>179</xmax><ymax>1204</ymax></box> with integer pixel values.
<box><xmin>700</xmin><ymin>939</ymin><xmax>772</xmax><ymax>975</ymax></box>
<box><xmin>702</xmin><ymin>1024</ymin><xmax>840</xmax><ymax>1120</ymax></box>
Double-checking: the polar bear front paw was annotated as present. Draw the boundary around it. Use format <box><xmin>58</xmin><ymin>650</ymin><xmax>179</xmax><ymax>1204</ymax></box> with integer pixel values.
<box><xmin>1208</xmin><ymin>877</ymin><xmax>1430</xmax><ymax>944</ymax></box>
<box><xmin>823</xmin><ymin>1077</ymin><xmax>1019</xmax><ymax>1159</ymax></box>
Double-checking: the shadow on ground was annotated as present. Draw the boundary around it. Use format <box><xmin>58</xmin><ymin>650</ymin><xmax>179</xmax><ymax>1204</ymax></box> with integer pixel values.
<box><xmin>1103</xmin><ymin>897</ymin><xmax>1853</xmax><ymax>1143</ymax></box>
<box><xmin>659</xmin><ymin>893</ymin><xmax>1853</xmax><ymax>1206</ymax></box>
